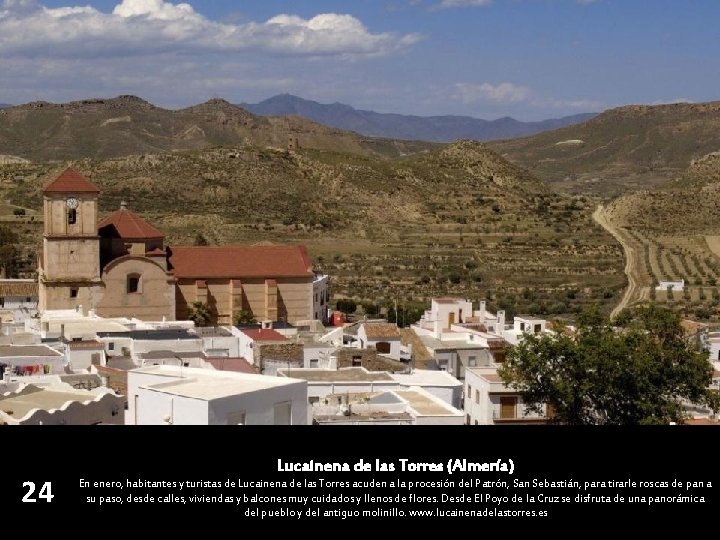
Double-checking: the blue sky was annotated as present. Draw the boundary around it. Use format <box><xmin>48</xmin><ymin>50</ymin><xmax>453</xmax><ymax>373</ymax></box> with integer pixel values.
<box><xmin>1</xmin><ymin>0</ymin><xmax>718</xmax><ymax>120</ymax></box>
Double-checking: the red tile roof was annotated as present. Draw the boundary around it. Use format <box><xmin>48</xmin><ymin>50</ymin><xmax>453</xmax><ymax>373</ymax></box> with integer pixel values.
<box><xmin>240</xmin><ymin>328</ymin><xmax>288</xmax><ymax>342</ymax></box>
<box><xmin>204</xmin><ymin>357</ymin><xmax>259</xmax><ymax>374</ymax></box>
<box><xmin>43</xmin><ymin>168</ymin><xmax>100</xmax><ymax>194</ymax></box>
<box><xmin>98</xmin><ymin>207</ymin><xmax>164</xmax><ymax>239</ymax></box>
<box><xmin>168</xmin><ymin>245</ymin><xmax>314</xmax><ymax>279</ymax></box>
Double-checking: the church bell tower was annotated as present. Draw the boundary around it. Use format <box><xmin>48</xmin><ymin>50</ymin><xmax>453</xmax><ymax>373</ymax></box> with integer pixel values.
<box><xmin>38</xmin><ymin>168</ymin><xmax>102</xmax><ymax>314</ymax></box>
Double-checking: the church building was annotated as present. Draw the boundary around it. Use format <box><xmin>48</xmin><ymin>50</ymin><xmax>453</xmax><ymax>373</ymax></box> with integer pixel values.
<box><xmin>37</xmin><ymin>168</ymin><xmax>329</xmax><ymax>324</ymax></box>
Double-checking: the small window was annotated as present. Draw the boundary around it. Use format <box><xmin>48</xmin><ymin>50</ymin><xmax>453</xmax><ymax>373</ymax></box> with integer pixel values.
<box><xmin>474</xmin><ymin>420</ymin><xmax>478</xmax><ymax>425</ymax></box>
<box><xmin>519</xmin><ymin>322</ymin><xmax>525</xmax><ymax>331</ymax></box>
<box><xmin>475</xmin><ymin>389</ymin><xmax>480</xmax><ymax>404</ymax></box>
<box><xmin>310</xmin><ymin>359</ymin><xmax>319</xmax><ymax>368</ymax></box>
<box><xmin>26</xmin><ymin>297</ymin><xmax>32</xmax><ymax>303</ymax></box>
<box><xmin>466</xmin><ymin>385</ymin><xmax>471</xmax><ymax>400</ymax></box>
<box><xmin>70</xmin><ymin>288</ymin><xmax>78</xmax><ymax>299</ymax></box>
<box><xmin>534</xmin><ymin>324</ymin><xmax>542</xmax><ymax>334</ymax></box>
<box><xmin>376</xmin><ymin>341</ymin><xmax>391</xmax><ymax>354</ymax></box>
<box><xmin>108</xmin><ymin>342</ymin><xmax>115</xmax><ymax>351</ymax></box>
<box><xmin>465</xmin><ymin>414</ymin><xmax>470</xmax><ymax>424</ymax></box>
<box><xmin>309</xmin><ymin>396</ymin><xmax>320</xmax><ymax>404</ymax></box>
<box><xmin>468</xmin><ymin>355</ymin><xmax>477</xmax><ymax>367</ymax></box>
<box><xmin>127</xmin><ymin>275</ymin><xmax>140</xmax><ymax>294</ymax></box>
<box><xmin>67</xmin><ymin>209</ymin><xmax>77</xmax><ymax>225</ymax></box>
<box><xmin>0</xmin><ymin>298</ymin><xmax>4</xmax><ymax>308</ymax></box>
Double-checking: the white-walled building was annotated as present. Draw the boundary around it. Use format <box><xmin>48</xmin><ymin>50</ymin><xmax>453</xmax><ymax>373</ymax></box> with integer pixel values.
<box><xmin>312</xmin><ymin>387</ymin><xmax>464</xmax><ymax>425</ymax></box>
<box><xmin>411</xmin><ymin>298</ymin><xmax>555</xmax><ymax>379</ymax></box>
<box><xmin>0</xmin><ymin>279</ymin><xmax>38</xmax><ymax>323</ymax></box>
<box><xmin>127</xmin><ymin>365</ymin><xmax>308</xmax><ymax>425</ymax></box>
<box><xmin>502</xmin><ymin>316</ymin><xmax>549</xmax><ymax>346</ymax></box>
<box><xmin>279</xmin><ymin>367</ymin><xmax>398</xmax><ymax>404</ymax></box>
<box><xmin>388</xmin><ymin>369</ymin><xmax>463</xmax><ymax>409</ymax></box>
<box><xmin>0</xmin><ymin>344</ymin><xmax>65</xmax><ymax>375</ymax></box>
<box><xmin>193</xmin><ymin>326</ymin><xmax>240</xmax><ymax>358</ymax></box>
<box><xmin>657</xmin><ymin>280</ymin><xmax>685</xmax><ymax>292</ymax></box>
<box><xmin>357</xmin><ymin>323</ymin><xmax>402</xmax><ymax>360</ymax></box>
<box><xmin>312</xmin><ymin>274</ymin><xmax>330</xmax><ymax>324</ymax></box>
<box><xmin>278</xmin><ymin>367</ymin><xmax>462</xmax><ymax>409</ymax></box>
<box><xmin>464</xmin><ymin>367</ymin><xmax>548</xmax><ymax>425</ymax></box>
<box><xmin>66</xmin><ymin>340</ymin><xmax>105</xmax><ymax>371</ymax></box>
<box><xmin>237</xmin><ymin>326</ymin><xmax>289</xmax><ymax>365</ymax></box>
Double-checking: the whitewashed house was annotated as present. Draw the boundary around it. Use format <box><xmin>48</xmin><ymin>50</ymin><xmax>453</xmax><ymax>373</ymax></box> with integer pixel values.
<box><xmin>312</xmin><ymin>274</ymin><xmax>330</xmax><ymax>324</ymax></box>
<box><xmin>312</xmin><ymin>387</ymin><xmax>464</xmax><ymax>425</ymax></box>
<box><xmin>126</xmin><ymin>365</ymin><xmax>308</xmax><ymax>425</ymax></box>
<box><xmin>237</xmin><ymin>325</ymin><xmax>289</xmax><ymax>365</ymax></box>
<box><xmin>464</xmin><ymin>367</ymin><xmax>549</xmax><ymax>425</ymax></box>
<box><xmin>357</xmin><ymin>323</ymin><xmax>402</xmax><ymax>360</ymax></box>
<box><xmin>0</xmin><ymin>279</ymin><xmax>38</xmax><ymax>323</ymax></box>
<box><xmin>657</xmin><ymin>280</ymin><xmax>685</xmax><ymax>292</ymax></box>
<box><xmin>277</xmin><ymin>367</ymin><xmax>462</xmax><ymax>409</ymax></box>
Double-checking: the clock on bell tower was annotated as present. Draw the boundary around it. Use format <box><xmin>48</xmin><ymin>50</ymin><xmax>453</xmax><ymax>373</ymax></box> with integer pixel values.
<box><xmin>38</xmin><ymin>168</ymin><xmax>102</xmax><ymax>313</ymax></box>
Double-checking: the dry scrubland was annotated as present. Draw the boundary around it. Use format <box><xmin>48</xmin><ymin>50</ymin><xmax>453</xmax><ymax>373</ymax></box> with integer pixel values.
<box><xmin>0</xmin><ymin>140</ymin><xmax>624</xmax><ymax>319</ymax></box>
<box><xmin>603</xmin><ymin>152</ymin><xmax>720</xmax><ymax>320</ymax></box>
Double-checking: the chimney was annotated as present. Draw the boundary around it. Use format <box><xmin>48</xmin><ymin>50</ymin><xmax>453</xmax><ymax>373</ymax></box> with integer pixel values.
<box><xmin>497</xmin><ymin>310</ymin><xmax>506</xmax><ymax>331</ymax></box>
<box><xmin>120</xmin><ymin>201</ymin><xmax>128</xmax><ymax>210</ymax></box>
<box><xmin>479</xmin><ymin>300</ymin><xmax>486</xmax><ymax>318</ymax></box>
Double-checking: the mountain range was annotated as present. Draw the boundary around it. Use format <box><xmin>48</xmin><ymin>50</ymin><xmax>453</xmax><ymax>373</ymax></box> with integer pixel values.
<box><xmin>239</xmin><ymin>94</ymin><xmax>596</xmax><ymax>143</ymax></box>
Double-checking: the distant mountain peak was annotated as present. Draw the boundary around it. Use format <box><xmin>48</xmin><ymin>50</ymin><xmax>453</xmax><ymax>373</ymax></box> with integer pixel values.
<box><xmin>240</xmin><ymin>94</ymin><xmax>597</xmax><ymax>143</ymax></box>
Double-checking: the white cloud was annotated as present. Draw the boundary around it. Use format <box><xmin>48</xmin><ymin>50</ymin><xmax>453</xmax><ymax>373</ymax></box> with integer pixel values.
<box><xmin>452</xmin><ymin>81</ymin><xmax>602</xmax><ymax>112</ymax></box>
<box><xmin>0</xmin><ymin>0</ymin><xmax>420</xmax><ymax>58</ymax></box>
<box><xmin>454</xmin><ymin>82</ymin><xmax>531</xmax><ymax>103</ymax></box>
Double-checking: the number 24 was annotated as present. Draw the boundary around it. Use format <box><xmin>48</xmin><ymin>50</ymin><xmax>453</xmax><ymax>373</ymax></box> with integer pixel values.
<box><xmin>22</xmin><ymin>482</ymin><xmax>54</xmax><ymax>503</ymax></box>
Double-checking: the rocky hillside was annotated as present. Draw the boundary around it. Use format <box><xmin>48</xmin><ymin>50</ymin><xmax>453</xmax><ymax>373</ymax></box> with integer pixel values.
<box><xmin>489</xmin><ymin>101</ymin><xmax>720</xmax><ymax>196</ymax></box>
<box><xmin>608</xmin><ymin>151</ymin><xmax>720</xmax><ymax>234</ymax></box>
<box><xmin>0</xmin><ymin>96</ymin><xmax>435</xmax><ymax>162</ymax></box>
<box><xmin>0</xmin><ymin>140</ymin><xmax>623</xmax><ymax>316</ymax></box>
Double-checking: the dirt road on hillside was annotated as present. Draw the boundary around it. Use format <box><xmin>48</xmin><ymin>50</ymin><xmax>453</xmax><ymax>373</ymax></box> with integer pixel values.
<box><xmin>592</xmin><ymin>204</ymin><xmax>649</xmax><ymax>318</ymax></box>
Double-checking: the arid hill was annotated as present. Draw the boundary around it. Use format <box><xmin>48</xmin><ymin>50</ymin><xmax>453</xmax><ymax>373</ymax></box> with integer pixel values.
<box><xmin>0</xmin><ymin>95</ymin><xmax>434</xmax><ymax>162</ymax></box>
<box><xmin>609</xmin><ymin>151</ymin><xmax>720</xmax><ymax>234</ymax></box>
<box><xmin>489</xmin><ymin>101</ymin><xmax>720</xmax><ymax>196</ymax></box>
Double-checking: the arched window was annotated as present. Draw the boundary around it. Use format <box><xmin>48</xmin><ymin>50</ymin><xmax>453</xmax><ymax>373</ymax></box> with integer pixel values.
<box><xmin>127</xmin><ymin>274</ymin><xmax>141</xmax><ymax>294</ymax></box>
<box><xmin>67</xmin><ymin>209</ymin><xmax>77</xmax><ymax>225</ymax></box>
